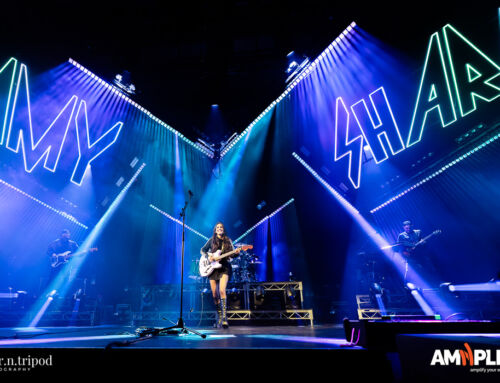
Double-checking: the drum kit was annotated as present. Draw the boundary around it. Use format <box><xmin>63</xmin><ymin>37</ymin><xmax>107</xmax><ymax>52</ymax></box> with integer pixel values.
<box><xmin>231</xmin><ymin>243</ymin><xmax>261</xmax><ymax>283</ymax></box>
<box><xmin>190</xmin><ymin>243</ymin><xmax>261</xmax><ymax>283</ymax></box>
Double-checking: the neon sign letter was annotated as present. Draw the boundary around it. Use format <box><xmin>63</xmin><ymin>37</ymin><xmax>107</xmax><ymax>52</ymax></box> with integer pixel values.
<box><xmin>0</xmin><ymin>59</ymin><xmax>123</xmax><ymax>186</ymax></box>
<box><xmin>0</xmin><ymin>58</ymin><xmax>18</xmax><ymax>146</ymax></box>
<box><xmin>5</xmin><ymin>64</ymin><xmax>78</xmax><ymax>173</ymax></box>
<box><xmin>443</xmin><ymin>24</ymin><xmax>500</xmax><ymax>118</ymax></box>
<box><xmin>407</xmin><ymin>32</ymin><xmax>457</xmax><ymax>147</ymax></box>
<box><xmin>351</xmin><ymin>87</ymin><xmax>405</xmax><ymax>163</ymax></box>
<box><xmin>71</xmin><ymin>100</ymin><xmax>123</xmax><ymax>185</ymax></box>
<box><xmin>335</xmin><ymin>97</ymin><xmax>364</xmax><ymax>189</ymax></box>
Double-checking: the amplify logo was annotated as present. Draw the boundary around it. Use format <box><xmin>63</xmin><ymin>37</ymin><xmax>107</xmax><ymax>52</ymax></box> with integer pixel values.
<box><xmin>431</xmin><ymin>342</ymin><xmax>500</xmax><ymax>367</ymax></box>
<box><xmin>0</xmin><ymin>58</ymin><xmax>123</xmax><ymax>186</ymax></box>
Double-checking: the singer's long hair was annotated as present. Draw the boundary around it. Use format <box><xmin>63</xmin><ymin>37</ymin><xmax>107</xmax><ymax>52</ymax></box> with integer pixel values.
<box><xmin>210</xmin><ymin>222</ymin><xmax>232</xmax><ymax>253</ymax></box>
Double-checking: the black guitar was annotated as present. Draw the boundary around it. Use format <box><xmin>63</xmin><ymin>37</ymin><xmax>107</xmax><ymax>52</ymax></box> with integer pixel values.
<box><xmin>402</xmin><ymin>230</ymin><xmax>441</xmax><ymax>258</ymax></box>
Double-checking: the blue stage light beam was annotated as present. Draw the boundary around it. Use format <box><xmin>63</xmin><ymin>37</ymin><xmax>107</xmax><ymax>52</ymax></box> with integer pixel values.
<box><xmin>28</xmin><ymin>290</ymin><xmax>56</xmax><ymax>328</ymax></box>
<box><xmin>22</xmin><ymin>163</ymin><xmax>146</xmax><ymax>327</ymax></box>
<box><xmin>80</xmin><ymin>162</ymin><xmax>146</xmax><ymax>247</ymax></box>
<box><xmin>292</xmin><ymin>152</ymin><xmax>455</xmax><ymax>317</ymax></box>
<box><xmin>374</xmin><ymin>294</ymin><xmax>387</xmax><ymax>317</ymax></box>
<box><xmin>193</xmin><ymin>107</ymin><xmax>274</xmax><ymax>234</ymax></box>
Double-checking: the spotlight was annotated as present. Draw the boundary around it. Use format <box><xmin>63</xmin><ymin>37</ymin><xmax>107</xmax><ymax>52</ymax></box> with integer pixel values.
<box><xmin>284</xmin><ymin>285</ymin><xmax>298</xmax><ymax>309</ymax></box>
<box><xmin>285</xmin><ymin>285</ymin><xmax>296</xmax><ymax>298</ymax></box>
<box><xmin>254</xmin><ymin>285</ymin><xmax>266</xmax><ymax>309</ymax></box>
<box><xmin>256</xmin><ymin>201</ymin><xmax>266</xmax><ymax>210</ymax></box>
<box><xmin>440</xmin><ymin>282</ymin><xmax>460</xmax><ymax>298</ymax></box>
<box><xmin>363</xmin><ymin>144</ymin><xmax>374</xmax><ymax>162</ymax></box>
<box><xmin>211</xmin><ymin>104</ymin><xmax>219</xmax><ymax>108</ymax></box>
<box><xmin>113</xmin><ymin>70</ymin><xmax>136</xmax><ymax>95</ymax></box>
<box><xmin>285</xmin><ymin>51</ymin><xmax>310</xmax><ymax>85</ymax></box>
<box><xmin>406</xmin><ymin>282</ymin><xmax>417</xmax><ymax>291</ymax></box>
<box><xmin>440</xmin><ymin>282</ymin><xmax>452</xmax><ymax>291</ymax></box>
<box><xmin>371</xmin><ymin>282</ymin><xmax>382</xmax><ymax>294</ymax></box>
<box><xmin>228</xmin><ymin>288</ymin><xmax>241</xmax><ymax>310</ymax></box>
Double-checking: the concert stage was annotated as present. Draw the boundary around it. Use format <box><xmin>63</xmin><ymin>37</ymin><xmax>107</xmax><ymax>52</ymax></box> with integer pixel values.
<box><xmin>0</xmin><ymin>3</ymin><xmax>499</xmax><ymax>381</ymax></box>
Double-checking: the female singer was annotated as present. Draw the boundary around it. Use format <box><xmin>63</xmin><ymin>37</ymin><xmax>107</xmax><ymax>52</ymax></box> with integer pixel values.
<box><xmin>200</xmin><ymin>222</ymin><xmax>240</xmax><ymax>328</ymax></box>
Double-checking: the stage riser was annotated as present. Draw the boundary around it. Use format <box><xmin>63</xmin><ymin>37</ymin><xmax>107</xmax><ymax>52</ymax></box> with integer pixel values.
<box><xmin>133</xmin><ymin>310</ymin><xmax>314</xmax><ymax>326</ymax></box>
<box><xmin>139</xmin><ymin>282</ymin><xmax>306</xmax><ymax>312</ymax></box>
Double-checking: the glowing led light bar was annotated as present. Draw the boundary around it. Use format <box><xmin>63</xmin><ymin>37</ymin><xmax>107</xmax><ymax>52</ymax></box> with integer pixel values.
<box><xmin>292</xmin><ymin>152</ymin><xmax>359</xmax><ymax>214</ymax></box>
<box><xmin>149</xmin><ymin>204</ymin><xmax>209</xmax><ymax>240</ymax></box>
<box><xmin>220</xmin><ymin>22</ymin><xmax>357</xmax><ymax>158</ymax></box>
<box><xmin>117</xmin><ymin>163</ymin><xmax>146</xmax><ymax>197</ymax></box>
<box><xmin>370</xmin><ymin>132</ymin><xmax>500</xmax><ymax>213</ymax></box>
<box><xmin>234</xmin><ymin>198</ymin><xmax>295</xmax><ymax>243</ymax></box>
<box><xmin>67</xmin><ymin>58</ymin><xmax>213</xmax><ymax>158</ymax></box>
<box><xmin>0</xmin><ymin>178</ymin><xmax>88</xmax><ymax>229</ymax></box>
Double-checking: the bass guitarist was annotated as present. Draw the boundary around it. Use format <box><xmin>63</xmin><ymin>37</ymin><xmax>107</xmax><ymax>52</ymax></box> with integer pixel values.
<box><xmin>200</xmin><ymin>222</ymin><xmax>241</xmax><ymax>329</ymax></box>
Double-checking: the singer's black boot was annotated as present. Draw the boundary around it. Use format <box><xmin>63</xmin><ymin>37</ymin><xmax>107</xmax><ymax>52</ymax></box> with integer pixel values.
<box><xmin>214</xmin><ymin>301</ymin><xmax>222</xmax><ymax>328</ymax></box>
<box><xmin>221</xmin><ymin>298</ymin><xmax>229</xmax><ymax>329</ymax></box>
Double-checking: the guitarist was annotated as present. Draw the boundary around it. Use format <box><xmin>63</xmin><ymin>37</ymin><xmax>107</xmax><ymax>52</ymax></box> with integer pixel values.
<box><xmin>41</xmin><ymin>229</ymin><xmax>80</xmax><ymax>295</ymax></box>
<box><xmin>200</xmin><ymin>222</ymin><xmax>240</xmax><ymax>329</ymax></box>
<box><xmin>47</xmin><ymin>229</ymin><xmax>79</xmax><ymax>266</ymax></box>
<box><xmin>397</xmin><ymin>220</ymin><xmax>423</xmax><ymax>257</ymax></box>
<box><xmin>396</xmin><ymin>220</ymin><xmax>439</xmax><ymax>286</ymax></box>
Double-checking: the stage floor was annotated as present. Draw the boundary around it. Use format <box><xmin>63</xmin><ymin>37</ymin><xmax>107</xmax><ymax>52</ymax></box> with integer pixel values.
<box><xmin>0</xmin><ymin>324</ymin><xmax>354</xmax><ymax>349</ymax></box>
<box><xmin>0</xmin><ymin>324</ymin><xmax>396</xmax><ymax>377</ymax></box>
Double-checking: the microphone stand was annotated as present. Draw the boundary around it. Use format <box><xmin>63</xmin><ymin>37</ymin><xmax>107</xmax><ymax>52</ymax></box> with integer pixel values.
<box><xmin>119</xmin><ymin>192</ymin><xmax>206</xmax><ymax>348</ymax></box>
<box><xmin>160</xmin><ymin>191</ymin><xmax>206</xmax><ymax>338</ymax></box>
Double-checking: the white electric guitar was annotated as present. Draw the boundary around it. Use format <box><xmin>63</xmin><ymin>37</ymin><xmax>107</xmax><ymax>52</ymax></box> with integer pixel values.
<box><xmin>199</xmin><ymin>245</ymin><xmax>253</xmax><ymax>277</ymax></box>
<box><xmin>50</xmin><ymin>248</ymin><xmax>98</xmax><ymax>268</ymax></box>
